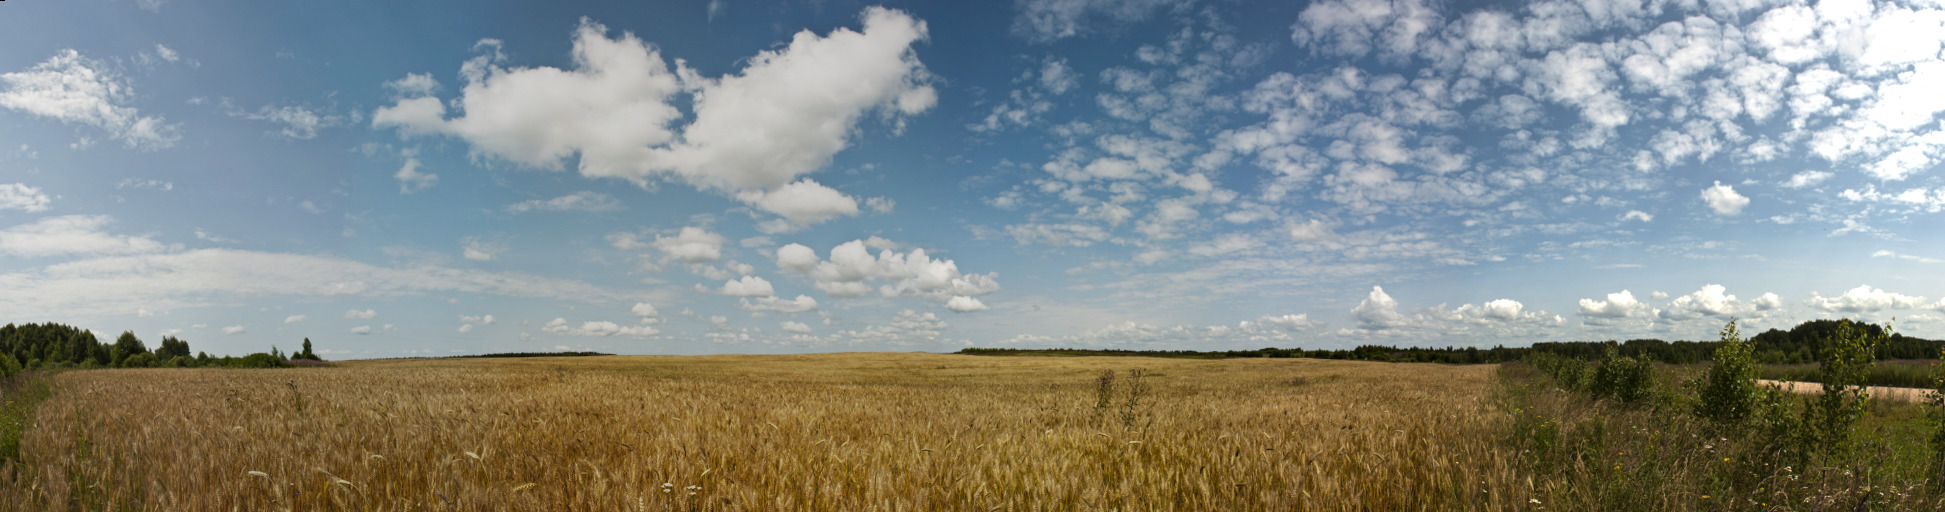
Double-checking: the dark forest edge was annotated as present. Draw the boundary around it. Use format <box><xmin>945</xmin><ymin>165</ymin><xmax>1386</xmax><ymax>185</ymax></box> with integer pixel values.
<box><xmin>961</xmin><ymin>318</ymin><xmax>1940</xmax><ymax>367</ymax></box>
<box><xmin>1</xmin><ymin>322</ymin><xmax>324</xmax><ymax>377</ymax></box>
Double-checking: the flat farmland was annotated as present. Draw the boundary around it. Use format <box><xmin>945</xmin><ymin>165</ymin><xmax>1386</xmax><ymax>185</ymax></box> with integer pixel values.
<box><xmin>0</xmin><ymin>354</ymin><xmax>1526</xmax><ymax>511</ymax></box>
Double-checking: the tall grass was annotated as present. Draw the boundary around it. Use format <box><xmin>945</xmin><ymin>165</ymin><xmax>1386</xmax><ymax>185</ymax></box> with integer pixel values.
<box><xmin>0</xmin><ymin>353</ymin><xmax>1532</xmax><ymax>511</ymax></box>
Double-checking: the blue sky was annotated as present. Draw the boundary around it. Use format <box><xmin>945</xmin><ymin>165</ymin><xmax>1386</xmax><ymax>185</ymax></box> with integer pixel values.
<box><xmin>3</xmin><ymin>0</ymin><xmax>1944</xmax><ymax>358</ymax></box>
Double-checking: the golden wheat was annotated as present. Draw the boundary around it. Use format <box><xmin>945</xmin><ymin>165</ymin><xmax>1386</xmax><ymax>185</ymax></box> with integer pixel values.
<box><xmin>0</xmin><ymin>354</ymin><xmax>1528</xmax><ymax>511</ymax></box>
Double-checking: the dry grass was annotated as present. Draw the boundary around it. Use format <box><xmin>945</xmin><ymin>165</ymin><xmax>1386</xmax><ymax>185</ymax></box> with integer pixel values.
<box><xmin>0</xmin><ymin>354</ymin><xmax>1529</xmax><ymax>511</ymax></box>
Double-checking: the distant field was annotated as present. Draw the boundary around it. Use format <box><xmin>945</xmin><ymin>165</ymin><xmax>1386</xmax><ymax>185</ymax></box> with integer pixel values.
<box><xmin>0</xmin><ymin>354</ymin><xmax>1524</xmax><ymax>511</ymax></box>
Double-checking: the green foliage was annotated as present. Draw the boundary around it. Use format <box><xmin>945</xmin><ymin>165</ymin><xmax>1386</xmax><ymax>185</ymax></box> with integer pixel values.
<box><xmin>296</xmin><ymin>338</ymin><xmax>320</xmax><ymax>361</ymax></box>
<box><xmin>155</xmin><ymin>336</ymin><xmax>191</xmax><ymax>360</ymax></box>
<box><xmin>1805</xmin><ymin>319</ymin><xmax>1887</xmax><ymax>457</ymax></box>
<box><xmin>1588</xmin><ymin>346</ymin><xmax>1656</xmax><ymax>405</ymax></box>
<box><xmin>163</xmin><ymin>355</ymin><xmax>190</xmax><ymax>368</ymax></box>
<box><xmin>120</xmin><ymin>353</ymin><xmax>157</xmax><ymax>368</ymax></box>
<box><xmin>1696</xmin><ymin>320</ymin><xmax>1760</xmax><ymax>425</ymax></box>
<box><xmin>112</xmin><ymin>331</ymin><xmax>148</xmax><ymax>358</ymax></box>
<box><xmin>0</xmin><ymin>373</ymin><xmax>53</xmax><ymax>463</ymax></box>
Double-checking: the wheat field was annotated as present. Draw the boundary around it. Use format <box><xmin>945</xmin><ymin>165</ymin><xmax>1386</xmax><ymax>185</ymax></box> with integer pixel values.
<box><xmin>0</xmin><ymin>354</ymin><xmax>1529</xmax><ymax>511</ymax></box>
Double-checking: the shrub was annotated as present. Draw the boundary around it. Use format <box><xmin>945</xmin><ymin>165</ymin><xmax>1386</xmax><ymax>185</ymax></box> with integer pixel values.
<box><xmin>1696</xmin><ymin>320</ymin><xmax>1759</xmax><ymax>424</ymax></box>
<box><xmin>1589</xmin><ymin>346</ymin><xmax>1655</xmax><ymax>405</ymax></box>
<box><xmin>121</xmin><ymin>353</ymin><xmax>157</xmax><ymax>368</ymax></box>
<box><xmin>1806</xmin><ymin>319</ymin><xmax>1885</xmax><ymax>458</ymax></box>
<box><xmin>0</xmin><ymin>354</ymin><xmax>18</xmax><ymax>379</ymax></box>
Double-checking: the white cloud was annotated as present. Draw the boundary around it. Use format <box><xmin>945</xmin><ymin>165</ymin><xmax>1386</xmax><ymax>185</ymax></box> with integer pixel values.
<box><xmin>0</xmin><ymin>215</ymin><xmax>166</xmax><ymax>258</ymax></box>
<box><xmin>458</xmin><ymin>324</ymin><xmax>474</xmax><ymax>333</ymax></box>
<box><xmin>1701</xmin><ymin>181</ymin><xmax>1750</xmax><ymax>215</ymax></box>
<box><xmin>0</xmin><ymin>247</ymin><xmax>653</xmax><ymax>319</ymax></box>
<box><xmin>780</xmin><ymin>320</ymin><xmax>813</xmax><ymax>333</ymax></box>
<box><xmin>395</xmin><ymin>153</ymin><xmax>437</xmax><ymax>193</ymax></box>
<box><xmin>775</xmin><ymin>243</ymin><xmax>819</xmax><ymax>272</ymax></box>
<box><xmin>1013</xmin><ymin>0</ymin><xmax>1187</xmax><ymax>42</ymax></box>
<box><xmin>461</xmin><ymin>236</ymin><xmax>506</xmax><ymax>261</ymax></box>
<box><xmin>631</xmin><ymin>302</ymin><xmax>659</xmax><ymax>319</ymax></box>
<box><xmin>460</xmin><ymin>314</ymin><xmax>497</xmax><ymax>325</ymax></box>
<box><xmin>801</xmin><ymin>239</ymin><xmax>1001</xmax><ymax>301</ymax></box>
<box><xmin>544</xmin><ymin>317</ymin><xmax>659</xmax><ymax>338</ymax></box>
<box><xmin>283</xmin><ymin>314</ymin><xmax>306</xmax><ymax>324</ymax></box>
<box><xmin>1872</xmin><ymin>250</ymin><xmax>1944</xmax><ymax>263</ymax></box>
<box><xmin>242</xmin><ymin>105</ymin><xmax>341</xmax><ymax>140</ymax></box>
<box><xmin>1578</xmin><ymin>289</ymin><xmax>1651</xmax><ymax>319</ymax></box>
<box><xmin>1244</xmin><ymin>313</ymin><xmax>1322</xmax><ymax>331</ymax></box>
<box><xmin>1783</xmin><ymin>170</ymin><xmax>1833</xmax><ymax>189</ymax></box>
<box><xmin>1807</xmin><ymin>285</ymin><xmax>1928</xmax><ymax>313</ymax></box>
<box><xmin>0</xmin><ymin>50</ymin><xmax>179</xmax><ymax>149</ymax></box>
<box><xmin>1351</xmin><ymin>286</ymin><xmax>1409</xmax><ymax>330</ymax></box>
<box><xmin>0</xmin><ymin>183</ymin><xmax>52</xmax><ymax>212</ymax></box>
<box><xmin>374</xmin><ymin>9</ymin><xmax>933</xmax><ymax>227</ymax></box>
<box><xmin>945</xmin><ymin>295</ymin><xmax>990</xmax><ymax>312</ymax></box>
<box><xmin>222</xmin><ymin>325</ymin><xmax>246</xmax><ymax>335</ymax></box>
<box><xmin>1752</xmin><ymin>292</ymin><xmax>1783</xmax><ymax>310</ymax></box>
<box><xmin>1657</xmin><ymin>284</ymin><xmax>1745</xmax><ymax>321</ymax></box>
<box><xmin>384</xmin><ymin>73</ymin><xmax>439</xmax><ymax>97</ymax></box>
<box><xmin>350</xmin><ymin>325</ymin><xmax>373</xmax><ymax>335</ymax></box>
<box><xmin>654</xmin><ymin>226</ymin><xmax>724</xmax><ymax>263</ymax></box>
<box><xmin>719</xmin><ymin>275</ymin><xmax>775</xmax><ymax>297</ymax></box>
<box><xmin>741</xmin><ymin>294</ymin><xmax>818</xmax><ymax>313</ymax></box>
<box><xmin>504</xmin><ymin>191</ymin><xmax>623</xmax><ymax>213</ymax></box>
<box><xmin>346</xmin><ymin>309</ymin><xmax>376</xmax><ymax>319</ymax></box>
<box><xmin>1619</xmin><ymin>210</ymin><xmax>1653</xmax><ymax>222</ymax></box>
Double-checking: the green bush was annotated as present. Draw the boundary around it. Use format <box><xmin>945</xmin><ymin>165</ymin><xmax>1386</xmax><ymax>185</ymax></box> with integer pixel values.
<box><xmin>0</xmin><ymin>354</ymin><xmax>18</xmax><ymax>379</ymax></box>
<box><xmin>1589</xmin><ymin>347</ymin><xmax>1655</xmax><ymax>405</ymax></box>
<box><xmin>121</xmin><ymin>353</ymin><xmax>157</xmax><ymax>368</ymax></box>
<box><xmin>1696</xmin><ymin>320</ymin><xmax>1759</xmax><ymax>424</ymax></box>
<box><xmin>1806</xmin><ymin>319</ymin><xmax>1885</xmax><ymax>458</ymax></box>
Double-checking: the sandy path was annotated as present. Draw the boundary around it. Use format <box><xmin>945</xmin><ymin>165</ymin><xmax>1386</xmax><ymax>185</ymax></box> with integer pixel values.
<box><xmin>1756</xmin><ymin>379</ymin><xmax>1938</xmax><ymax>403</ymax></box>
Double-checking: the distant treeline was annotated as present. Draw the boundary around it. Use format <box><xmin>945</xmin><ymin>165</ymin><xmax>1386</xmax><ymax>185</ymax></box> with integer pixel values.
<box><xmin>446</xmin><ymin>351</ymin><xmax>613</xmax><ymax>358</ymax></box>
<box><xmin>1</xmin><ymin>322</ymin><xmax>324</xmax><ymax>376</ymax></box>
<box><xmin>960</xmin><ymin>319</ymin><xmax>1943</xmax><ymax>365</ymax></box>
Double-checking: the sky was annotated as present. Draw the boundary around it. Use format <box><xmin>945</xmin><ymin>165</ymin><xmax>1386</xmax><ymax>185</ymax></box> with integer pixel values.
<box><xmin>2</xmin><ymin>0</ymin><xmax>1944</xmax><ymax>358</ymax></box>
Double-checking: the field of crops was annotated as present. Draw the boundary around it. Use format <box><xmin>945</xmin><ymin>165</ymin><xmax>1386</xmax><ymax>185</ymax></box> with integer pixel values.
<box><xmin>0</xmin><ymin>354</ymin><xmax>1527</xmax><ymax>511</ymax></box>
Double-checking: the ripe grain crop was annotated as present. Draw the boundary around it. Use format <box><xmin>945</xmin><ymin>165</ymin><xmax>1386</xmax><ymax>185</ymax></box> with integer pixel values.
<box><xmin>0</xmin><ymin>353</ymin><xmax>1528</xmax><ymax>510</ymax></box>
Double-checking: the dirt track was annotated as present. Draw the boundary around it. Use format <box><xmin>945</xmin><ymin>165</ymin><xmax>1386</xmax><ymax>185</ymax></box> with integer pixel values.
<box><xmin>1757</xmin><ymin>379</ymin><xmax>1938</xmax><ymax>403</ymax></box>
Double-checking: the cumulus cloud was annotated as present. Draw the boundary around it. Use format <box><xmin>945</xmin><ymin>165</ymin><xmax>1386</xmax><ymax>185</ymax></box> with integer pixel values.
<box><xmin>1657</xmin><ymin>284</ymin><xmax>1746</xmax><ymax>321</ymax></box>
<box><xmin>284</xmin><ymin>314</ymin><xmax>306</xmax><ymax>324</ymax></box>
<box><xmin>1807</xmin><ymin>285</ymin><xmax>1929</xmax><ymax>313</ymax></box>
<box><xmin>653</xmin><ymin>226</ymin><xmax>725</xmax><ymax>263</ymax></box>
<box><xmin>1701</xmin><ymin>181</ymin><xmax>1750</xmax><ymax>215</ymax></box>
<box><xmin>796</xmin><ymin>239</ymin><xmax>1001</xmax><ymax>302</ymax></box>
<box><xmin>350</xmin><ymin>325</ymin><xmax>372</xmax><ymax>335</ymax></box>
<box><xmin>945</xmin><ymin>295</ymin><xmax>990</xmax><ymax>312</ymax></box>
<box><xmin>460</xmin><ymin>314</ymin><xmax>497</xmax><ymax>325</ymax></box>
<box><xmin>718</xmin><ymin>275</ymin><xmax>775</xmax><ymax>297</ymax></box>
<box><xmin>1578</xmin><ymin>290</ymin><xmax>1651</xmax><ymax>319</ymax></box>
<box><xmin>775</xmin><ymin>243</ymin><xmax>819</xmax><ymax>272</ymax></box>
<box><xmin>373</xmin><ymin>8</ymin><xmax>934</xmax><ymax>227</ymax></box>
<box><xmin>1619</xmin><ymin>210</ymin><xmax>1653</xmax><ymax>222</ymax></box>
<box><xmin>780</xmin><ymin>320</ymin><xmax>813</xmax><ymax>333</ymax></box>
<box><xmin>630</xmin><ymin>302</ymin><xmax>659</xmax><ymax>320</ymax></box>
<box><xmin>504</xmin><ymin>191</ymin><xmax>623</xmax><ymax>213</ymax></box>
<box><xmin>1351</xmin><ymin>286</ymin><xmax>1410</xmax><ymax>330</ymax></box>
<box><xmin>346</xmin><ymin>309</ymin><xmax>377</xmax><ymax>319</ymax></box>
<box><xmin>0</xmin><ymin>50</ymin><xmax>179</xmax><ymax>149</ymax></box>
<box><xmin>458</xmin><ymin>323</ymin><xmax>475</xmax><ymax>333</ymax></box>
<box><xmin>0</xmin><ymin>215</ymin><xmax>166</xmax><ymax>258</ymax></box>
<box><xmin>222</xmin><ymin>325</ymin><xmax>246</xmax><ymax>335</ymax></box>
<box><xmin>1752</xmin><ymin>292</ymin><xmax>1783</xmax><ymax>310</ymax></box>
<box><xmin>544</xmin><ymin>317</ymin><xmax>659</xmax><ymax>338</ymax></box>
<box><xmin>0</xmin><ymin>184</ymin><xmax>52</xmax><ymax>212</ymax></box>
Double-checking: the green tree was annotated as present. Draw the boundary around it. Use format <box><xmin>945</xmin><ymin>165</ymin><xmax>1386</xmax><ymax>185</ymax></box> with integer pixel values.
<box><xmin>156</xmin><ymin>336</ymin><xmax>190</xmax><ymax>360</ymax></box>
<box><xmin>1807</xmin><ymin>319</ymin><xmax>1886</xmax><ymax>459</ymax></box>
<box><xmin>1696</xmin><ymin>319</ymin><xmax>1759</xmax><ymax>424</ymax></box>
<box><xmin>298</xmin><ymin>338</ymin><xmax>318</xmax><ymax>360</ymax></box>
<box><xmin>113</xmin><ymin>331</ymin><xmax>148</xmax><ymax>357</ymax></box>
